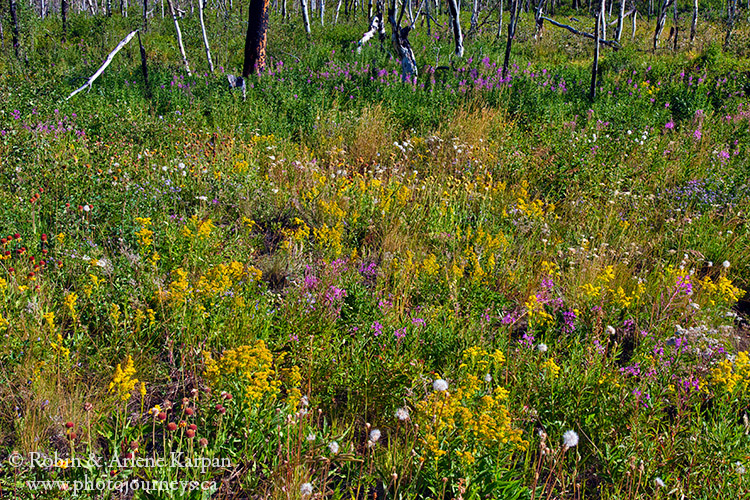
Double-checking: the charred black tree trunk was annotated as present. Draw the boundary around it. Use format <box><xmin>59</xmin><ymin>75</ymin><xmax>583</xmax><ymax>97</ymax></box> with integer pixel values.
<box><xmin>590</xmin><ymin>0</ymin><xmax>602</xmax><ymax>100</ymax></box>
<box><xmin>9</xmin><ymin>0</ymin><xmax>20</xmax><ymax>58</ymax></box>
<box><xmin>137</xmin><ymin>31</ymin><xmax>151</xmax><ymax>98</ymax></box>
<box><xmin>243</xmin><ymin>0</ymin><xmax>270</xmax><ymax>76</ymax></box>
<box><xmin>502</xmin><ymin>0</ymin><xmax>518</xmax><ymax>79</ymax></box>
<box><xmin>62</xmin><ymin>0</ymin><xmax>68</xmax><ymax>42</ymax></box>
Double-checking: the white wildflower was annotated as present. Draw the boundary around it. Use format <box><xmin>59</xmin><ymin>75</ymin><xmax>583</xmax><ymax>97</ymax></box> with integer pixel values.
<box><xmin>306</xmin><ymin>433</ymin><xmax>316</xmax><ymax>442</ymax></box>
<box><xmin>654</xmin><ymin>477</ymin><xmax>665</xmax><ymax>488</ymax></box>
<box><xmin>537</xmin><ymin>343</ymin><xmax>548</xmax><ymax>353</ymax></box>
<box><xmin>606</xmin><ymin>325</ymin><xmax>616</xmax><ymax>336</ymax></box>
<box><xmin>722</xmin><ymin>260</ymin><xmax>730</xmax><ymax>269</ymax></box>
<box><xmin>484</xmin><ymin>373</ymin><xmax>492</xmax><ymax>383</ymax></box>
<box><xmin>300</xmin><ymin>482</ymin><xmax>313</xmax><ymax>496</ymax></box>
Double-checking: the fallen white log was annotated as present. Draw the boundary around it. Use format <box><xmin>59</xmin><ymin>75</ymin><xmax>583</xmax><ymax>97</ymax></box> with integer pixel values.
<box><xmin>540</xmin><ymin>16</ymin><xmax>621</xmax><ymax>49</ymax></box>
<box><xmin>67</xmin><ymin>30</ymin><xmax>139</xmax><ymax>100</ymax></box>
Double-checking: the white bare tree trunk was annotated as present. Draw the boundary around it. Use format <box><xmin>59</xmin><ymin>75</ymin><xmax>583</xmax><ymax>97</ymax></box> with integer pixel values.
<box><xmin>301</xmin><ymin>0</ymin><xmax>312</xmax><ymax>33</ymax></box>
<box><xmin>497</xmin><ymin>0</ymin><xmax>503</xmax><ymax>36</ymax></box>
<box><xmin>446</xmin><ymin>0</ymin><xmax>464</xmax><ymax>56</ymax></box>
<box><xmin>198</xmin><ymin>0</ymin><xmax>214</xmax><ymax>72</ymax></box>
<box><xmin>167</xmin><ymin>0</ymin><xmax>192</xmax><ymax>75</ymax></box>
<box><xmin>615</xmin><ymin>0</ymin><xmax>624</xmax><ymax>41</ymax></box>
<box><xmin>690</xmin><ymin>0</ymin><xmax>697</xmax><ymax>42</ymax></box>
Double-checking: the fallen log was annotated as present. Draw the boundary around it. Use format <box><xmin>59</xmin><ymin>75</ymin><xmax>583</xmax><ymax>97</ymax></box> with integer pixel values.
<box><xmin>540</xmin><ymin>16</ymin><xmax>621</xmax><ymax>49</ymax></box>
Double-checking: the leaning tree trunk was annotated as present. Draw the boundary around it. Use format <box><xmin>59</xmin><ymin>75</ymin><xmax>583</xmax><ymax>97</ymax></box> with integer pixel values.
<box><xmin>243</xmin><ymin>0</ymin><xmax>270</xmax><ymax>75</ymax></box>
<box><xmin>167</xmin><ymin>0</ymin><xmax>192</xmax><ymax>75</ymax></box>
<box><xmin>631</xmin><ymin>6</ymin><xmax>637</xmax><ymax>39</ymax></box>
<box><xmin>198</xmin><ymin>0</ymin><xmax>215</xmax><ymax>72</ymax></box>
<box><xmin>689</xmin><ymin>0</ymin><xmax>697</xmax><ymax>42</ymax></box>
<box><xmin>9</xmin><ymin>0</ymin><xmax>20</xmax><ymax>59</ymax></box>
<box><xmin>590</xmin><ymin>0</ymin><xmax>602</xmax><ymax>100</ymax></box>
<box><xmin>320</xmin><ymin>0</ymin><xmax>324</xmax><ymax>25</ymax></box>
<box><xmin>615</xmin><ymin>0</ymin><xmax>625</xmax><ymax>41</ymax></box>
<box><xmin>301</xmin><ymin>0</ymin><xmax>312</xmax><ymax>33</ymax></box>
<box><xmin>446</xmin><ymin>0</ymin><xmax>463</xmax><ymax>56</ymax></box>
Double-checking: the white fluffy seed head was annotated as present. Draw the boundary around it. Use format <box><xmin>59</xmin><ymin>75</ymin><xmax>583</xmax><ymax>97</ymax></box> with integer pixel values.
<box><xmin>395</xmin><ymin>407</ymin><xmax>410</xmax><ymax>421</ymax></box>
<box><xmin>433</xmin><ymin>379</ymin><xmax>449</xmax><ymax>392</ymax></box>
<box><xmin>328</xmin><ymin>441</ymin><xmax>339</xmax><ymax>454</ymax></box>
<box><xmin>369</xmin><ymin>429</ymin><xmax>381</xmax><ymax>442</ymax></box>
<box><xmin>563</xmin><ymin>430</ymin><xmax>579</xmax><ymax>449</ymax></box>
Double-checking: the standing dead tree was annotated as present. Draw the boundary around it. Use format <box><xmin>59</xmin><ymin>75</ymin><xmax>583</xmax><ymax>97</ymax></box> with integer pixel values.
<box><xmin>590</xmin><ymin>0</ymin><xmax>603</xmax><ymax>99</ymax></box>
<box><xmin>243</xmin><ymin>0</ymin><xmax>270</xmax><ymax>75</ymax></box>
<box><xmin>724</xmin><ymin>0</ymin><xmax>736</xmax><ymax>49</ymax></box>
<box><xmin>301</xmin><ymin>0</ymin><xmax>311</xmax><ymax>33</ymax></box>
<box><xmin>653</xmin><ymin>0</ymin><xmax>674</xmax><ymax>51</ymax></box>
<box><xmin>387</xmin><ymin>0</ymin><xmax>418</xmax><ymax>79</ymax></box>
<box><xmin>9</xmin><ymin>0</ymin><xmax>20</xmax><ymax>58</ymax></box>
<box><xmin>198</xmin><ymin>0</ymin><xmax>215</xmax><ymax>72</ymax></box>
<box><xmin>689</xmin><ymin>0</ymin><xmax>697</xmax><ymax>42</ymax></box>
<box><xmin>446</xmin><ymin>0</ymin><xmax>463</xmax><ymax>57</ymax></box>
<box><xmin>501</xmin><ymin>0</ymin><xmax>518</xmax><ymax>79</ymax></box>
<box><xmin>166</xmin><ymin>0</ymin><xmax>192</xmax><ymax>75</ymax></box>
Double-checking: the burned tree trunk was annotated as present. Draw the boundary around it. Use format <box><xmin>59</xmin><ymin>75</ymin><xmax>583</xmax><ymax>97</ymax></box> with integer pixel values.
<box><xmin>502</xmin><ymin>0</ymin><xmax>518</xmax><ymax>79</ymax></box>
<box><xmin>142</xmin><ymin>0</ymin><xmax>147</xmax><ymax>29</ymax></box>
<box><xmin>357</xmin><ymin>9</ymin><xmax>383</xmax><ymax>51</ymax></box>
<box><xmin>137</xmin><ymin>31</ymin><xmax>151</xmax><ymax>98</ymax></box>
<box><xmin>388</xmin><ymin>1</ymin><xmax>418</xmax><ymax>80</ymax></box>
<box><xmin>62</xmin><ymin>0</ymin><xmax>68</xmax><ymax>41</ymax></box>
<box><xmin>9</xmin><ymin>0</ymin><xmax>20</xmax><ymax>58</ymax></box>
<box><xmin>446</xmin><ymin>0</ymin><xmax>463</xmax><ymax>57</ymax></box>
<box><xmin>167</xmin><ymin>0</ymin><xmax>192</xmax><ymax>75</ymax></box>
<box><xmin>724</xmin><ymin>0</ymin><xmax>735</xmax><ymax>49</ymax></box>
<box><xmin>689</xmin><ymin>0</ymin><xmax>697</xmax><ymax>42</ymax></box>
<box><xmin>590</xmin><ymin>0</ymin><xmax>602</xmax><ymax>100</ymax></box>
<box><xmin>198</xmin><ymin>0</ymin><xmax>215</xmax><ymax>72</ymax></box>
<box><xmin>534</xmin><ymin>0</ymin><xmax>547</xmax><ymax>39</ymax></box>
<box><xmin>470</xmin><ymin>0</ymin><xmax>479</xmax><ymax>34</ymax></box>
<box><xmin>243</xmin><ymin>0</ymin><xmax>270</xmax><ymax>76</ymax></box>
<box><xmin>301</xmin><ymin>0</ymin><xmax>312</xmax><ymax>33</ymax></box>
<box><xmin>653</xmin><ymin>0</ymin><xmax>673</xmax><ymax>51</ymax></box>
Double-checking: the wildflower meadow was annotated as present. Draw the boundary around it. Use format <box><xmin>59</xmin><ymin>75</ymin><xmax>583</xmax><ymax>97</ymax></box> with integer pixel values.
<box><xmin>0</xmin><ymin>2</ymin><xmax>749</xmax><ymax>499</ymax></box>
